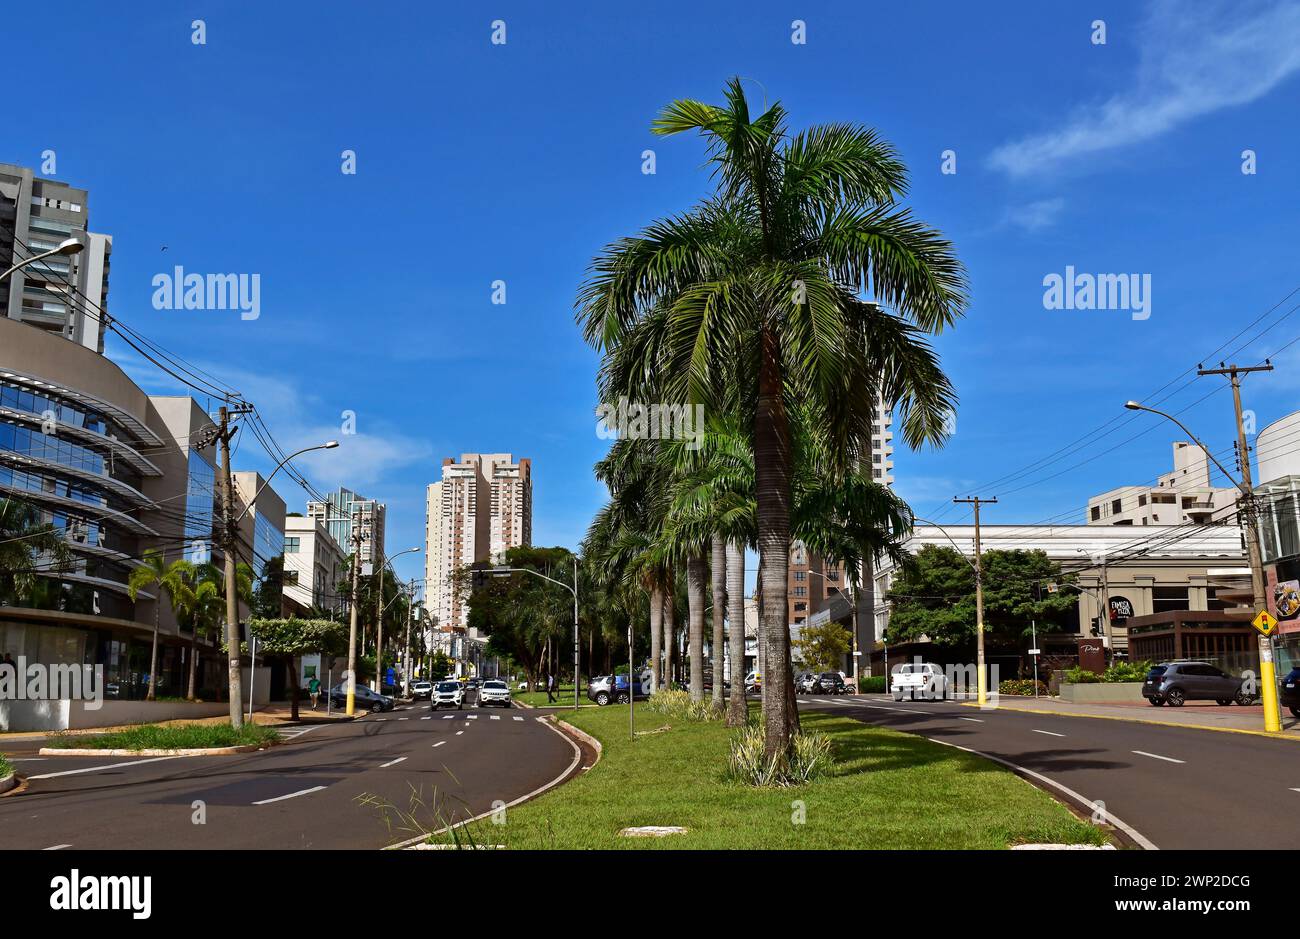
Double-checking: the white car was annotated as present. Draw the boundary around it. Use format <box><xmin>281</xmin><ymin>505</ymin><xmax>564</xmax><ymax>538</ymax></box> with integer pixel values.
<box><xmin>410</xmin><ymin>680</ymin><xmax>434</xmax><ymax>700</ymax></box>
<box><xmin>891</xmin><ymin>663</ymin><xmax>947</xmax><ymax>701</ymax></box>
<box><xmin>430</xmin><ymin>680</ymin><xmax>464</xmax><ymax>710</ymax></box>
<box><xmin>478</xmin><ymin>679</ymin><xmax>512</xmax><ymax>707</ymax></box>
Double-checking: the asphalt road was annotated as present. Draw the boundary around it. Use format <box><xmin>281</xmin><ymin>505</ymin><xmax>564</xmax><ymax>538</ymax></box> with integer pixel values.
<box><xmin>0</xmin><ymin>693</ymin><xmax>581</xmax><ymax>850</ymax></box>
<box><xmin>797</xmin><ymin>693</ymin><xmax>1299</xmax><ymax>849</ymax></box>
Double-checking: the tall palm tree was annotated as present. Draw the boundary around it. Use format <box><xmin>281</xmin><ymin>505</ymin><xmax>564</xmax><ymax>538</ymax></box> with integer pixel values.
<box><xmin>0</xmin><ymin>498</ymin><xmax>71</xmax><ymax>606</ymax></box>
<box><xmin>127</xmin><ymin>551</ymin><xmax>196</xmax><ymax>701</ymax></box>
<box><xmin>577</xmin><ymin>80</ymin><xmax>965</xmax><ymax>761</ymax></box>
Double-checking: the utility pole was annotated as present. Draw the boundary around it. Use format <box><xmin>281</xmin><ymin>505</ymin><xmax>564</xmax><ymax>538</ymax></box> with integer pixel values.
<box><xmin>954</xmin><ymin>496</ymin><xmax>998</xmax><ymax>706</ymax></box>
<box><xmin>345</xmin><ymin>512</ymin><xmax>363</xmax><ymax>716</ymax></box>
<box><xmin>573</xmin><ymin>555</ymin><xmax>580</xmax><ymax>713</ymax></box>
<box><xmin>1198</xmin><ymin>362</ymin><xmax>1282</xmax><ymax>732</ymax></box>
<box><xmin>216</xmin><ymin>403</ymin><xmax>253</xmax><ymax>729</ymax></box>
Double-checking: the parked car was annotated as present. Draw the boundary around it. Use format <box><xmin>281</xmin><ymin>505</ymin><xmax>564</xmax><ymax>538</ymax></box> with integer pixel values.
<box><xmin>327</xmin><ymin>683</ymin><xmax>395</xmax><ymax>712</ymax></box>
<box><xmin>1280</xmin><ymin>666</ymin><xmax>1300</xmax><ymax>717</ymax></box>
<box><xmin>410</xmin><ymin>680</ymin><xmax>434</xmax><ymax>701</ymax></box>
<box><xmin>430</xmin><ymin>680</ymin><xmax>465</xmax><ymax>710</ymax></box>
<box><xmin>744</xmin><ymin>671</ymin><xmax>761</xmax><ymax>694</ymax></box>
<box><xmin>1143</xmin><ymin>661</ymin><xmax>1255</xmax><ymax>707</ymax></box>
<box><xmin>796</xmin><ymin>672</ymin><xmax>817</xmax><ymax>693</ymax></box>
<box><xmin>891</xmin><ymin>663</ymin><xmax>947</xmax><ymax>701</ymax></box>
<box><xmin>478</xmin><ymin>679</ymin><xmax>512</xmax><ymax>707</ymax></box>
<box><xmin>587</xmin><ymin>673</ymin><xmax>647</xmax><ymax>706</ymax></box>
<box><xmin>813</xmin><ymin>672</ymin><xmax>848</xmax><ymax>694</ymax></box>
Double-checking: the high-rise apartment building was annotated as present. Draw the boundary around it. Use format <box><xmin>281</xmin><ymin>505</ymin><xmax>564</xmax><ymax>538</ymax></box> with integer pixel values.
<box><xmin>788</xmin><ymin>394</ymin><xmax>892</xmax><ymax>624</ymax></box>
<box><xmin>306</xmin><ymin>487</ymin><xmax>385</xmax><ymax>569</ymax></box>
<box><xmin>0</xmin><ymin>163</ymin><xmax>112</xmax><ymax>353</ymax></box>
<box><xmin>425</xmin><ymin>453</ymin><xmax>532</xmax><ymax>632</ymax></box>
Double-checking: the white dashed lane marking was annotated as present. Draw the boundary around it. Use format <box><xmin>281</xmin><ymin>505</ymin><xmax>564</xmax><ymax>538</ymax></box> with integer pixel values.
<box><xmin>1032</xmin><ymin>729</ymin><xmax>1066</xmax><ymax>738</ymax></box>
<box><xmin>252</xmin><ymin>785</ymin><xmax>327</xmax><ymax>805</ymax></box>
<box><xmin>1133</xmin><ymin>750</ymin><xmax>1185</xmax><ymax>764</ymax></box>
<box><xmin>380</xmin><ymin>757</ymin><xmax>408</xmax><ymax>768</ymax></box>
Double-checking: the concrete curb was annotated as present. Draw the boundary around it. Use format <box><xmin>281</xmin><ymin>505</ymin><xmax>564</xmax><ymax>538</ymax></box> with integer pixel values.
<box><xmin>0</xmin><ymin>772</ymin><xmax>15</xmax><ymax>794</ymax></box>
<box><xmin>38</xmin><ymin>743</ymin><xmax>267</xmax><ymax>757</ymax></box>
<box><xmin>552</xmin><ymin>716</ymin><xmax>602</xmax><ymax>762</ymax></box>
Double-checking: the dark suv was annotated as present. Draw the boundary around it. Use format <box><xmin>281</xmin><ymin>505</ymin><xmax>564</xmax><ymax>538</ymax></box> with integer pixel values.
<box><xmin>1143</xmin><ymin>662</ymin><xmax>1255</xmax><ymax>707</ymax></box>
<box><xmin>1280</xmin><ymin>666</ymin><xmax>1300</xmax><ymax>717</ymax></box>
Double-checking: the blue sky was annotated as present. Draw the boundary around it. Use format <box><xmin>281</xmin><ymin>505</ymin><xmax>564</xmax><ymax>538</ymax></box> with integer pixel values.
<box><xmin>8</xmin><ymin>0</ymin><xmax>1300</xmax><ymax>587</ymax></box>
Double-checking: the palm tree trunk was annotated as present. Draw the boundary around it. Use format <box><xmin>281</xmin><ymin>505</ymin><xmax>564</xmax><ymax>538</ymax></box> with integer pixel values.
<box><xmin>649</xmin><ymin>583</ymin><xmax>662</xmax><ymax>693</ymax></box>
<box><xmin>687</xmin><ymin>554</ymin><xmax>707</xmax><ymax>702</ymax></box>
<box><xmin>756</xmin><ymin>327</ymin><xmax>799</xmax><ymax>761</ymax></box>
<box><xmin>186</xmin><ymin>626</ymin><xmax>199</xmax><ymax>700</ymax></box>
<box><xmin>711</xmin><ymin>534</ymin><xmax>726</xmax><ymax>711</ymax></box>
<box><xmin>725</xmin><ymin>541</ymin><xmax>748</xmax><ymax>726</ymax></box>
<box><xmin>146</xmin><ymin>601</ymin><xmax>160</xmax><ymax>701</ymax></box>
<box><xmin>663</xmin><ymin>570</ymin><xmax>676</xmax><ymax>688</ymax></box>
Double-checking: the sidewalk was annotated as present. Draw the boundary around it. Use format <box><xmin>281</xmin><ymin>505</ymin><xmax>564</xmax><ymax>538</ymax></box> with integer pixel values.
<box><xmin>981</xmin><ymin>695</ymin><xmax>1300</xmax><ymax>738</ymax></box>
<box><xmin>0</xmin><ymin>701</ymin><xmax>356</xmax><ymax>742</ymax></box>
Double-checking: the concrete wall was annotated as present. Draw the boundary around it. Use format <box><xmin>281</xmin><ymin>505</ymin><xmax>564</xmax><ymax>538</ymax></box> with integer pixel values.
<box><xmin>1058</xmin><ymin>681</ymin><xmax>1146</xmax><ymax>704</ymax></box>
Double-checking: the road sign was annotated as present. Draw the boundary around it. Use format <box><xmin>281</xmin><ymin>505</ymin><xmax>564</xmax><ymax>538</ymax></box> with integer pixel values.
<box><xmin>1252</xmin><ymin>610</ymin><xmax>1278</xmax><ymax>636</ymax></box>
<box><xmin>1028</xmin><ymin>648</ymin><xmax>1041</xmax><ymax>656</ymax></box>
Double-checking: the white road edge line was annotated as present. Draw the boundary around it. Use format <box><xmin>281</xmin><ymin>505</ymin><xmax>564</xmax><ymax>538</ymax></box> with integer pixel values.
<box><xmin>432</xmin><ymin>741</ymin><xmax>446</xmax><ymax>748</ymax></box>
<box><xmin>926</xmin><ymin>737</ymin><xmax>1157</xmax><ymax>850</ymax></box>
<box><xmin>1132</xmin><ymin>749</ymin><xmax>1185</xmax><ymax>764</ymax></box>
<box><xmin>958</xmin><ymin>717</ymin><xmax>984</xmax><ymax>723</ymax></box>
<box><xmin>252</xmin><ymin>785</ymin><xmax>327</xmax><ymax>805</ymax></box>
<box><xmin>1032</xmin><ymin>729</ymin><xmax>1066</xmax><ymax>737</ymax></box>
<box><xmin>43</xmin><ymin>844</ymin><xmax>72</xmax><ymax>850</ymax></box>
<box><xmin>28</xmin><ymin>756</ymin><xmax>180</xmax><ymax>780</ymax></box>
<box><xmin>454</xmin><ymin>731</ymin><xmax>464</xmax><ymax>736</ymax></box>
<box><xmin>387</xmin><ymin>714</ymin><xmax>583</xmax><ymax>850</ymax></box>
<box><xmin>379</xmin><ymin>757</ymin><xmax>408</xmax><ymax>768</ymax></box>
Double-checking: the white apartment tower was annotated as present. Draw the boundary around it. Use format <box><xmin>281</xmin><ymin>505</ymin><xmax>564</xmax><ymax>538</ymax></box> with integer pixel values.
<box><xmin>425</xmin><ymin>453</ymin><xmax>533</xmax><ymax>632</ymax></box>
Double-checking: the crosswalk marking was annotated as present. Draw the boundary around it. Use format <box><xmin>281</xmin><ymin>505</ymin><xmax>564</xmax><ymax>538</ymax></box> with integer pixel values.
<box><xmin>512</xmin><ymin>716</ymin><xmax>523</xmax><ymax>721</ymax></box>
<box><xmin>421</xmin><ymin>716</ymin><xmax>431</xmax><ymax>720</ymax></box>
<box><xmin>490</xmin><ymin>715</ymin><xmax>501</xmax><ymax>720</ymax></box>
<box><xmin>455</xmin><ymin>731</ymin><xmax>464</xmax><ymax>736</ymax></box>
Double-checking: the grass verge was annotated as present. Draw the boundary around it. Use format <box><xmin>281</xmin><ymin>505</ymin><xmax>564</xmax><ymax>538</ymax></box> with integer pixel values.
<box><xmin>0</xmin><ymin>754</ymin><xmax>11</xmax><ymax>778</ymax></box>
<box><xmin>46</xmin><ymin>722</ymin><xmax>280</xmax><ymax>751</ymax></box>
<box><xmin>427</xmin><ymin>705</ymin><xmax>1110</xmax><ymax>849</ymax></box>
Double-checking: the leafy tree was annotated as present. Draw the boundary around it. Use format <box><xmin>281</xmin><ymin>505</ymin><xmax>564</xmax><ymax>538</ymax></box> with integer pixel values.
<box><xmin>428</xmin><ymin>651</ymin><xmax>452</xmax><ymax>680</ymax></box>
<box><xmin>794</xmin><ymin>621</ymin><xmax>852</xmax><ymax>672</ymax></box>
<box><xmin>241</xmin><ymin>618</ymin><xmax>347</xmax><ymax>720</ymax></box>
<box><xmin>886</xmin><ymin>546</ymin><xmax>1077</xmax><ymax>647</ymax></box>
<box><xmin>461</xmin><ymin>546</ymin><xmax>577</xmax><ymax>691</ymax></box>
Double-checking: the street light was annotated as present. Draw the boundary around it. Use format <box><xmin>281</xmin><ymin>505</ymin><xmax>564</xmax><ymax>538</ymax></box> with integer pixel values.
<box><xmin>1124</xmin><ymin>399</ymin><xmax>1282</xmax><ymax>733</ymax></box>
<box><xmin>373</xmin><ymin>546</ymin><xmax>420</xmax><ymax>693</ymax></box>
<box><xmin>0</xmin><ymin>237</ymin><xmax>83</xmax><ymax>283</ymax></box>
<box><xmin>491</xmin><ymin>559</ymin><xmax>580</xmax><ymax>711</ymax></box>
<box><xmin>232</xmin><ymin>441</ymin><xmax>339</xmax><ymax>525</ymax></box>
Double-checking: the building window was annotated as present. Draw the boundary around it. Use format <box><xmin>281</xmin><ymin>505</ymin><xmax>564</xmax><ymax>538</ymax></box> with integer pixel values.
<box><xmin>284</xmin><ymin>537</ymin><xmax>301</xmax><ymax>553</ymax></box>
<box><xmin>1111</xmin><ymin>499</ymin><xmax>1122</xmax><ymax>514</ymax></box>
<box><xmin>1090</xmin><ymin>506</ymin><xmax>1101</xmax><ymax>521</ymax></box>
<box><xmin>1152</xmin><ymin>586</ymin><xmax>1189</xmax><ymax>614</ymax></box>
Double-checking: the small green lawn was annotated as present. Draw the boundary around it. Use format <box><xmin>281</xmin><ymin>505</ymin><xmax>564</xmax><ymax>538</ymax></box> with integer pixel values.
<box><xmin>46</xmin><ymin>722</ymin><xmax>280</xmax><ymax>751</ymax></box>
<box><xmin>0</xmin><ymin>754</ymin><xmax>11</xmax><ymax>778</ymax></box>
<box><xmin>514</xmin><ymin>686</ymin><xmax>581</xmax><ymax>708</ymax></box>
<box><xmin>430</xmin><ymin>705</ymin><xmax>1110</xmax><ymax>850</ymax></box>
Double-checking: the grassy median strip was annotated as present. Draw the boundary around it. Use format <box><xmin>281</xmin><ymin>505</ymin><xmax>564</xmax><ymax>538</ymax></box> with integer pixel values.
<box><xmin>0</xmin><ymin>754</ymin><xmax>11</xmax><ymax>778</ymax></box>
<box><xmin>430</xmin><ymin>706</ymin><xmax>1109</xmax><ymax>849</ymax></box>
<box><xmin>45</xmin><ymin>722</ymin><xmax>280</xmax><ymax>751</ymax></box>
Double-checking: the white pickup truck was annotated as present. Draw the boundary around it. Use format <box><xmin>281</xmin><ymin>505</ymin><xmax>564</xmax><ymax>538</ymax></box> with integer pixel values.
<box><xmin>890</xmin><ymin>663</ymin><xmax>948</xmax><ymax>701</ymax></box>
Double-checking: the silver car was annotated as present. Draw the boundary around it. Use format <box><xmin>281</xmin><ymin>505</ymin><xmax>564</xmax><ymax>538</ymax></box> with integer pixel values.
<box><xmin>478</xmin><ymin>679</ymin><xmax>512</xmax><ymax>707</ymax></box>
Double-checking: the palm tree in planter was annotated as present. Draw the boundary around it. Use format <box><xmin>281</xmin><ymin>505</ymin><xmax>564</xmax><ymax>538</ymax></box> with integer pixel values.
<box><xmin>577</xmin><ymin>79</ymin><xmax>966</xmax><ymax>763</ymax></box>
<box><xmin>127</xmin><ymin>551</ymin><xmax>198</xmax><ymax>701</ymax></box>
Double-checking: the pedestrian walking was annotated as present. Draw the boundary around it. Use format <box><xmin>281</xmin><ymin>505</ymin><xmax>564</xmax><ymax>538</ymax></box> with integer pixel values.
<box><xmin>308</xmin><ymin>675</ymin><xmax>321</xmax><ymax>711</ymax></box>
<box><xmin>546</xmin><ymin>672</ymin><xmax>556</xmax><ymax>703</ymax></box>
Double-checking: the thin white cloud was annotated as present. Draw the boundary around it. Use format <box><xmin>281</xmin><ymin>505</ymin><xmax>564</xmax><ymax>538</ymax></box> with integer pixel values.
<box><xmin>989</xmin><ymin>0</ymin><xmax>1300</xmax><ymax>176</ymax></box>
<box><xmin>1000</xmin><ymin>197</ymin><xmax>1066</xmax><ymax>233</ymax></box>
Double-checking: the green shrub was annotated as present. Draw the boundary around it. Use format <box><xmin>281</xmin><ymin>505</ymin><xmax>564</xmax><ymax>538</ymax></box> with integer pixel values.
<box><xmin>998</xmin><ymin>679</ymin><xmax>1048</xmax><ymax>696</ymax></box>
<box><xmin>857</xmin><ymin>675</ymin><xmax>887</xmax><ymax>693</ymax></box>
<box><xmin>1103</xmin><ymin>659</ymin><xmax>1152</xmax><ymax>683</ymax></box>
<box><xmin>646</xmin><ymin>688</ymin><xmax>721</xmax><ymax>722</ymax></box>
<box><xmin>1063</xmin><ymin>666</ymin><xmax>1102</xmax><ymax>684</ymax></box>
<box><xmin>0</xmin><ymin>754</ymin><xmax>11</xmax><ymax>778</ymax></box>
<box><xmin>46</xmin><ymin>722</ymin><xmax>280</xmax><ymax>751</ymax></box>
<box><xmin>725</xmin><ymin>724</ymin><xmax>835</xmax><ymax>787</ymax></box>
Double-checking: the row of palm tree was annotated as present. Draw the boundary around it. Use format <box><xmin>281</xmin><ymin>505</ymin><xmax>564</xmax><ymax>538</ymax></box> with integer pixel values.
<box><xmin>577</xmin><ymin>80</ymin><xmax>967</xmax><ymax>763</ymax></box>
<box><xmin>127</xmin><ymin>551</ymin><xmax>251</xmax><ymax>701</ymax></box>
